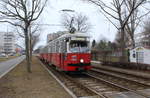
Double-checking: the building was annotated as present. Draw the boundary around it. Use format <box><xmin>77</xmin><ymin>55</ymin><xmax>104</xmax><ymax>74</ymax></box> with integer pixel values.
<box><xmin>0</xmin><ymin>32</ymin><xmax>16</xmax><ymax>54</ymax></box>
<box><xmin>15</xmin><ymin>44</ymin><xmax>24</xmax><ymax>54</ymax></box>
<box><xmin>135</xmin><ymin>33</ymin><xmax>150</xmax><ymax>48</ymax></box>
<box><xmin>47</xmin><ymin>31</ymin><xmax>67</xmax><ymax>43</ymax></box>
<box><xmin>0</xmin><ymin>32</ymin><xmax>5</xmax><ymax>53</ymax></box>
<box><xmin>130</xmin><ymin>47</ymin><xmax>150</xmax><ymax>64</ymax></box>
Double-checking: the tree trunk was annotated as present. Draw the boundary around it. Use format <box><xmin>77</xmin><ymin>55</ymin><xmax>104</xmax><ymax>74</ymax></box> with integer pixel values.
<box><xmin>131</xmin><ymin>36</ymin><xmax>135</xmax><ymax>49</ymax></box>
<box><xmin>120</xmin><ymin>29</ymin><xmax>126</xmax><ymax>62</ymax></box>
<box><xmin>25</xmin><ymin>29</ymin><xmax>32</xmax><ymax>73</ymax></box>
<box><xmin>29</xmin><ymin>32</ymin><xmax>33</xmax><ymax>61</ymax></box>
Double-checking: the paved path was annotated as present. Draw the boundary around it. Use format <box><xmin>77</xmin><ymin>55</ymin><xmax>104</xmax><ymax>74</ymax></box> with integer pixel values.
<box><xmin>0</xmin><ymin>55</ymin><xmax>25</xmax><ymax>78</ymax></box>
<box><xmin>92</xmin><ymin>60</ymin><xmax>150</xmax><ymax>79</ymax></box>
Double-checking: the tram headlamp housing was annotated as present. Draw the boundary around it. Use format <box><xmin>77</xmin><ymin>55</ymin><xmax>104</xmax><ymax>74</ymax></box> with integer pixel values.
<box><xmin>80</xmin><ymin>59</ymin><xmax>84</xmax><ymax>63</ymax></box>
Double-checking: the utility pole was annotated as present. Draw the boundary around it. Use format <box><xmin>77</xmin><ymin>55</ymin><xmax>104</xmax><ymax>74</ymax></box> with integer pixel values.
<box><xmin>60</xmin><ymin>9</ymin><xmax>76</xmax><ymax>33</ymax></box>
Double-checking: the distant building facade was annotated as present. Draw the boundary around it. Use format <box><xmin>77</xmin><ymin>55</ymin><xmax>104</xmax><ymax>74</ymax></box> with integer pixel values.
<box><xmin>0</xmin><ymin>32</ymin><xmax>16</xmax><ymax>54</ymax></box>
<box><xmin>15</xmin><ymin>44</ymin><xmax>24</xmax><ymax>54</ymax></box>
<box><xmin>47</xmin><ymin>31</ymin><xmax>67</xmax><ymax>43</ymax></box>
<box><xmin>135</xmin><ymin>33</ymin><xmax>150</xmax><ymax>48</ymax></box>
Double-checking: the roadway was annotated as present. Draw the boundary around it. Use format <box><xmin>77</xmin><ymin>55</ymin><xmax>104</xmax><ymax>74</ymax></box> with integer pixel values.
<box><xmin>0</xmin><ymin>55</ymin><xmax>25</xmax><ymax>78</ymax></box>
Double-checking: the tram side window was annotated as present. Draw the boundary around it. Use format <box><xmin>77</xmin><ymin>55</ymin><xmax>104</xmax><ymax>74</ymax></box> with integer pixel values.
<box><xmin>63</xmin><ymin>39</ymin><xmax>67</xmax><ymax>53</ymax></box>
<box><xmin>54</xmin><ymin>42</ymin><xmax>56</xmax><ymax>53</ymax></box>
<box><xmin>55</xmin><ymin>42</ymin><xmax>57</xmax><ymax>53</ymax></box>
<box><xmin>58</xmin><ymin>41</ymin><xmax>61</xmax><ymax>53</ymax></box>
<box><xmin>50</xmin><ymin>44</ymin><xmax>52</xmax><ymax>53</ymax></box>
<box><xmin>53</xmin><ymin>42</ymin><xmax>54</xmax><ymax>53</ymax></box>
<box><xmin>54</xmin><ymin>43</ymin><xmax>56</xmax><ymax>53</ymax></box>
<box><xmin>52</xmin><ymin>43</ymin><xmax>54</xmax><ymax>53</ymax></box>
<box><xmin>49</xmin><ymin>46</ymin><xmax>51</xmax><ymax>53</ymax></box>
<box><xmin>61</xmin><ymin>40</ymin><xmax>63</xmax><ymax>53</ymax></box>
<box><xmin>45</xmin><ymin>46</ymin><xmax>48</xmax><ymax>53</ymax></box>
<box><xmin>56</xmin><ymin>41</ymin><xmax>59</xmax><ymax>53</ymax></box>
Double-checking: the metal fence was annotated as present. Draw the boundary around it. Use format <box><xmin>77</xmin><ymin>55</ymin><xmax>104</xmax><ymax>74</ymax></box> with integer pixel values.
<box><xmin>91</xmin><ymin>50</ymin><xmax>128</xmax><ymax>62</ymax></box>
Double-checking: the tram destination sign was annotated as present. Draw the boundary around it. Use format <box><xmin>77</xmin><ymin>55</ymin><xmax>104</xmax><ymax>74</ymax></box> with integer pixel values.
<box><xmin>71</xmin><ymin>37</ymin><xmax>86</xmax><ymax>41</ymax></box>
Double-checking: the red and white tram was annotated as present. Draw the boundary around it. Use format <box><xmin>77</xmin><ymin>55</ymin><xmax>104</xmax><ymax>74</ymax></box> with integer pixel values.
<box><xmin>40</xmin><ymin>32</ymin><xmax>92</xmax><ymax>72</ymax></box>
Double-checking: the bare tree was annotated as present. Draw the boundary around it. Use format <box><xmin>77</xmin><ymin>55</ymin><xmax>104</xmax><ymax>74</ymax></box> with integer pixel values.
<box><xmin>30</xmin><ymin>33</ymin><xmax>40</xmax><ymax>60</ymax></box>
<box><xmin>0</xmin><ymin>0</ymin><xmax>47</xmax><ymax>72</ymax></box>
<box><xmin>16</xmin><ymin>24</ymin><xmax>41</xmax><ymax>61</ymax></box>
<box><xmin>61</xmin><ymin>13</ymin><xmax>91</xmax><ymax>33</ymax></box>
<box><xmin>125</xmin><ymin>7</ymin><xmax>139</xmax><ymax>48</ymax></box>
<box><xmin>114</xmin><ymin>31</ymin><xmax>122</xmax><ymax>48</ymax></box>
<box><xmin>85</xmin><ymin>0</ymin><xmax>147</xmax><ymax>62</ymax></box>
<box><xmin>142</xmin><ymin>18</ymin><xmax>150</xmax><ymax>47</ymax></box>
<box><xmin>29</xmin><ymin>24</ymin><xmax>41</xmax><ymax>60</ymax></box>
<box><xmin>125</xmin><ymin>0</ymin><xmax>150</xmax><ymax>48</ymax></box>
<box><xmin>114</xmin><ymin>30</ymin><xmax>130</xmax><ymax>48</ymax></box>
<box><xmin>31</xmin><ymin>34</ymin><xmax>40</xmax><ymax>51</ymax></box>
<box><xmin>75</xmin><ymin>13</ymin><xmax>91</xmax><ymax>33</ymax></box>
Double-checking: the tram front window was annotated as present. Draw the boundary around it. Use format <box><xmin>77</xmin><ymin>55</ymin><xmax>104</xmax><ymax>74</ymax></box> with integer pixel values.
<box><xmin>69</xmin><ymin>41</ymin><xmax>89</xmax><ymax>53</ymax></box>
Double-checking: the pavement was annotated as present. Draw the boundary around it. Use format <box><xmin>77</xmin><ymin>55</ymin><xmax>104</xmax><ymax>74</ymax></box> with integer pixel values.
<box><xmin>0</xmin><ymin>55</ymin><xmax>25</xmax><ymax>78</ymax></box>
<box><xmin>0</xmin><ymin>56</ymin><xmax>72</xmax><ymax>98</ymax></box>
<box><xmin>91</xmin><ymin>60</ymin><xmax>150</xmax><ymax>79</ymax></box>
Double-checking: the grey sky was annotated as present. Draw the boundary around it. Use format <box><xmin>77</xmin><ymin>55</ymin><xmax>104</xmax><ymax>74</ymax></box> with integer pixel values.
<box><xmin>0</xmin><ymin>0</ymin><xmax>148</xmax><ymax>48</ymax></box>
<box><xmin>0</xmin><ymin>0</ymin><xmax>120</xmax><ymax>48</ymax></box>
<box><xmin>38</xmin><ymin>0</ymin><xmax>117</xmax><ymax>46</ymax></box>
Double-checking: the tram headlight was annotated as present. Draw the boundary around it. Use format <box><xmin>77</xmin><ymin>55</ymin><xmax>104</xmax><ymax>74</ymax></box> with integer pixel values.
<box><xmin>80</xmin><ymin>59</ymin><xmax>84</xmax><ymax>63</ymax></box>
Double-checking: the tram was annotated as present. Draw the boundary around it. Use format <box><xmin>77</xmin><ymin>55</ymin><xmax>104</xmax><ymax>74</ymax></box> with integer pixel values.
<box><xmin>40</xmin><ymin>32</ymin><xmax>92</xmax><ymax>72</ymax></box>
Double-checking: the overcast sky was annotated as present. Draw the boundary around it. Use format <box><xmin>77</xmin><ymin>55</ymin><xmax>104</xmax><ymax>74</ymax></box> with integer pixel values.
<box><xmin>37</xmin><ymin>0</ymin><xmax>117</xmax><ymax>46</ymax></box>
<box><xmin>0</xmin><ymin>0</ymin><xmax>148</xmax><ymax>48</ymax></box>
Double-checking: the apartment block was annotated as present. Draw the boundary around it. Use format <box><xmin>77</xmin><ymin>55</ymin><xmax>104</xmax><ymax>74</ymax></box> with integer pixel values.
<box><xmin>0</xmin><ymin>32</ymin><xmax>16</xmax><ymax>54</ymax></box>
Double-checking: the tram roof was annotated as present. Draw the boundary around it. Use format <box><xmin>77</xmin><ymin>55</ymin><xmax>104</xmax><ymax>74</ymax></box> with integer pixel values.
<box><xmin>59</xmin><ymin>32</ymin><xmax>90</xmax><ymax>39</ymax></box>
<box><xmin>46</xmin><ymin>32</ymin><xmax>90</xmax><ymax>45</ymax></box>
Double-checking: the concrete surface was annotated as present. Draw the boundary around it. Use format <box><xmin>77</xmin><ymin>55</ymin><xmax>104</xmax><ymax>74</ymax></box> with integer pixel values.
<box><xmin>0</xmin><ymin>55</ymin><xmax>25</xmax><ymax>78</ymax></box>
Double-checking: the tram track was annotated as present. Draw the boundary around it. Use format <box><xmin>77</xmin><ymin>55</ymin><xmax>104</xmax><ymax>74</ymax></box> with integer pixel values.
<box><xmin>74</xmin><ymin>74</ymin><xmax>128</xmax><ymax>95</ymax></box>
<box><xmin>87</xmin><ymin>68</ymin><xmax>150</xmax><ymax>98</ymax></box>
<box><xmin>41</xmin><ymin>60</ymin><xmax>150</xmax><ymax>98</ymax></box>
<box><xmin>41</xmin><ymin>62</ymin><xmax>102</xmax><ymax>98</ymax></box>
<box><xmin>42</xmin><ymin>61</ymin><xmax>129</xmax><ymax>98</ymax></box>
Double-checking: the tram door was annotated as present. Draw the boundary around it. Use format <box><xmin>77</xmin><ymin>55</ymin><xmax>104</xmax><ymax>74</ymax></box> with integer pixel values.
<box><xmin>60</xmin><ymin>53</ymin><xmax>64</xmax><ymax>68</ymax></box>
<box><xmin>60</xmin><ymin>40</ymin><xmax>65</xmax><ymax>70</ymax></box>
<box><xmin>136</xmin><ymin>52</ymin><xmax>144</xmax><ymax>63</ymax></box>
<box><xmin>60</xmin><ymin>38</ymin><xmax>68</xmax><ymax>70</ymax></box>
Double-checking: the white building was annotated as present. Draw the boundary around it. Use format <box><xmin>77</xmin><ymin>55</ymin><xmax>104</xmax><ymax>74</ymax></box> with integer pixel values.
<box><xmin>130</xmin><ymin>47</ymin><xmax>150</xmax><ymax>64</ymax></box>
<box><xmin>0</xmin><ymin>32</ymin><xmax>16</xmax><ymax>54</ymax></box>
<box><xmin>134</xmin><ymin>33</ymin><xmax>150</xmax><ymax>48</ymax></box>
<box><xmin>0</xmin><ymin>32</ymin><xmax>4</xmax><ymax>53</ymax></box>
